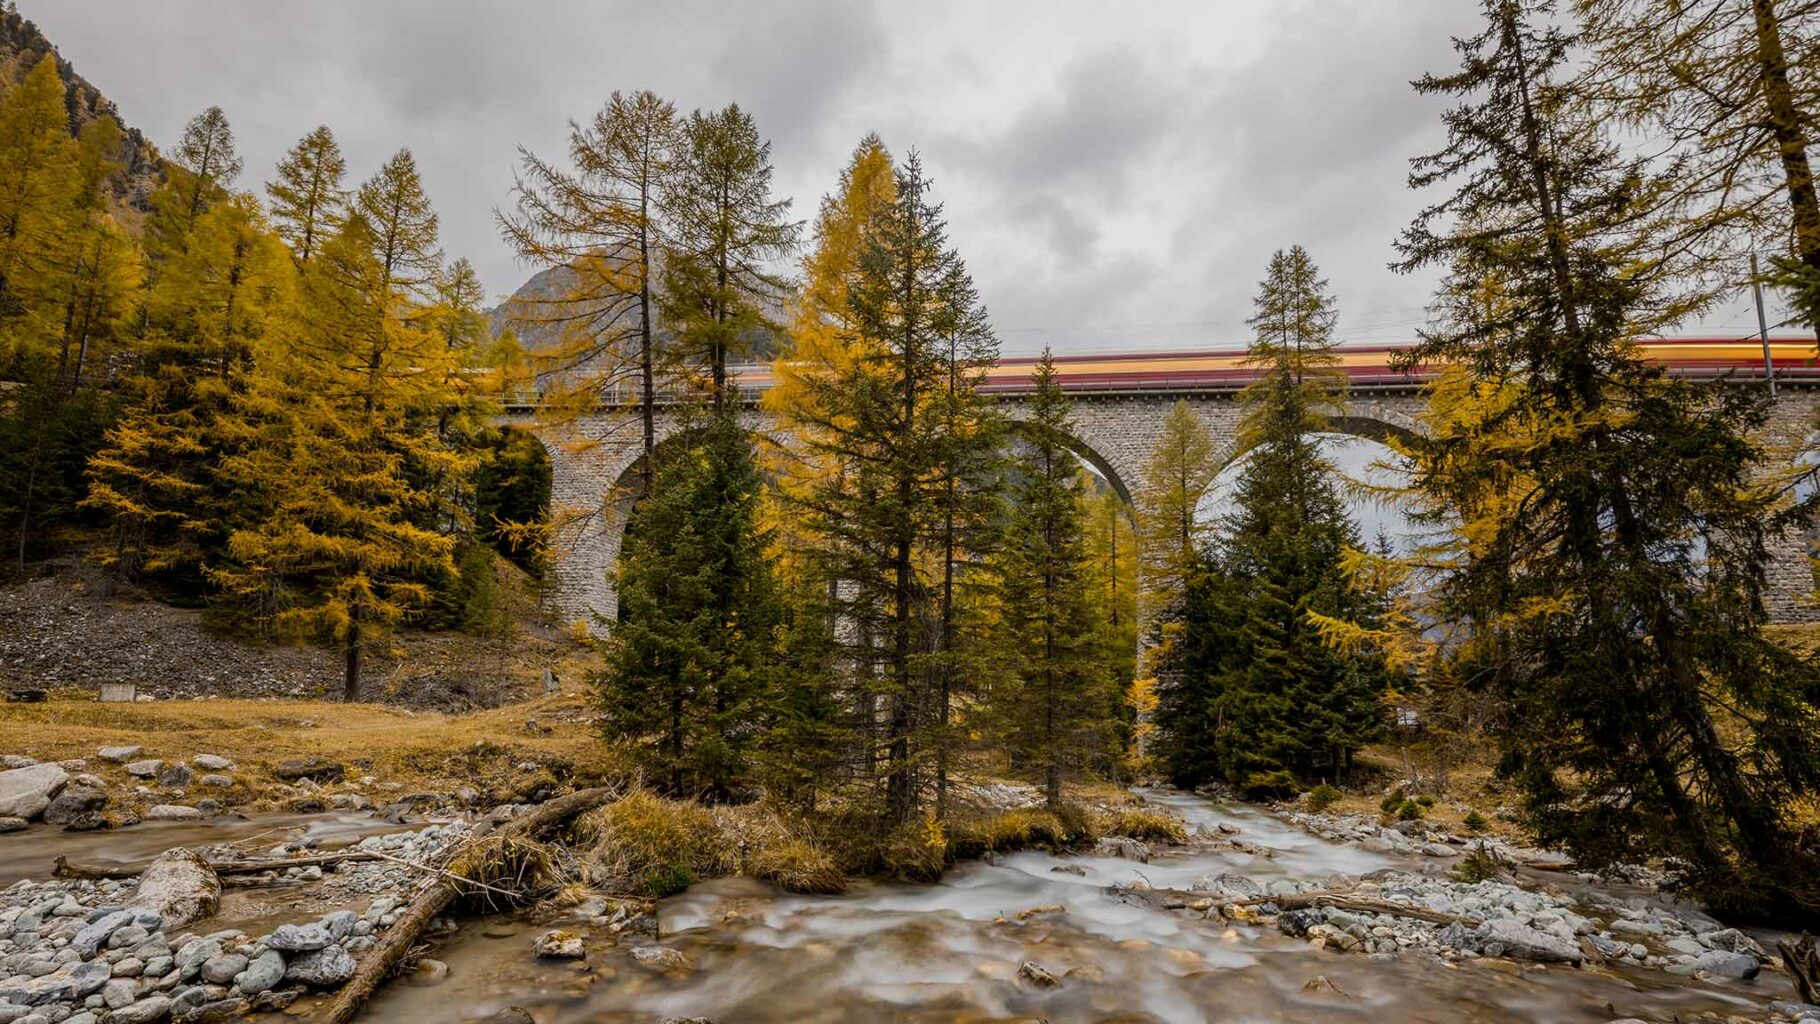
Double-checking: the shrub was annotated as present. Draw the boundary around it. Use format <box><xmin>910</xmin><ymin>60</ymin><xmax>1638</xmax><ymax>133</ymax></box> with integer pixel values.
<box><xmin>1396</xmin><ymin>799</ymin><xmax>1423</xmax><ymax>821</ymax></box>
<box><xmin>1240</xmin><ymin>770</ymin><xmax>1299</xmax><ymax>801</ymax></box>
<box><xmin>1306</xmin><ymin>784</ymin><xmax>1342</xmax><ymax>813</ymax></box>
<box><xmin>1380</xmin><ymin>788</ymin><xmax>1407</xmax><ymax>814</ymax></box>
<box><xmin>580</xmin><ymin>789</ymin><xmax>727</xmax><ymax>896</ymax></box>
<box><xmin>1096</xmin><ymin>808</ymin><xmax>1189</xmax><ymax>845</ymax></box>
<box><xmin>1449</xmin><ymin>843</ymin><xmax>1508</xmax><ymax>884</ymax></box>
<box><xmin>884</xmin><ymin>810</ymin><xmax>948</xmax><ymax>882</ymax></box>
<box><xmin>747</xmin><ymin>837</ymin><xmax>846</xmax><ymax>895</ymax></box>
<box><xmin>950</xmin><ymin>809</ymin><xmax>1070</xmax><ymax>859</ymax></box>
<box><xmin>1462</xmin><ymin>810</ymin><xmax>1488</xmax><ymax>832</ymax></box>
<box><xmin>1416</xmin><ymin>794</ymin><xmax>1435</xmax><ymax>808</ymax></box>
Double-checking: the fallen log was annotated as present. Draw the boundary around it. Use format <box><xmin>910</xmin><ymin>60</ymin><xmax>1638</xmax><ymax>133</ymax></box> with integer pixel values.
<box><xmin>320</xmin><ymin>785</ymin><xmax>616</xmax><ymax>1024</ymax></box>
<box><xmin>53</xmin><ymin>849</ymin><xmax>383</xmax><ymax>880</ymax></box>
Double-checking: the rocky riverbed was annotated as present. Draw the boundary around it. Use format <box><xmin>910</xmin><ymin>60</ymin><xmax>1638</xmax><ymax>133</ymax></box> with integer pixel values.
<box><xmin>3</xmin><ymin>781</ymin><xmax>1814</xmax><ymax>1024</ymax></box>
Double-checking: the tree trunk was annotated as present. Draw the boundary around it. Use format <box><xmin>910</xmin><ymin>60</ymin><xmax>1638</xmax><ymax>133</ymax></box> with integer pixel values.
<box><xmin>343</xmin><ymin>608</ymin><xmax>362</xmax><ymax>702</ymax></box>
<box><xmin>1751</xmin><ymin>0</ymin><xmax>1820</xmax><ymax>337</ymax></box>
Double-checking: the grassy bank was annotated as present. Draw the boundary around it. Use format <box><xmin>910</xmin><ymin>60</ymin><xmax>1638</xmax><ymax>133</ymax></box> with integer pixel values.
<box><xmin>0</xmin><ymin>691</ymin><xmax>626</xmax><ymax>810</ymax></box>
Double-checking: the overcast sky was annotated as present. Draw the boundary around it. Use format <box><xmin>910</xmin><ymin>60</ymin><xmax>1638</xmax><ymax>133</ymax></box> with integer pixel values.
<box><xmin>32</xmin><ymin>0</ymin><xmax>1795</xmax><ymax>356</ymax></box>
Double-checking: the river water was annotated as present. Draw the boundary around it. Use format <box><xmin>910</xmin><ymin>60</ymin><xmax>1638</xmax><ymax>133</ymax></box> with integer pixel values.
<box><xmin>360</xmin><ymin>789</ymin><xmax>1798</xmax><ymax>1024</ymax></box>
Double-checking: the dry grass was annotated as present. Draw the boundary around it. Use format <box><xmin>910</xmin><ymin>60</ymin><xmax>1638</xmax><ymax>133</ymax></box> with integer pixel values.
<box><xmin>1094</xmin><ymin>807</ymin><xmax>1189</xmax><ymax>845</ymax></box>
<box><xmin>0</xmin><ymin>691</ymin><xmax>626</xmax><ymax>807</ymax></box>
<box><xmin>446</xmin><ymin>832</ymin><xmax>569</xmax><ymax>912</ymax></box>
<box><xmin>744</xmin><ymin>837</ymin><xmax>845</xmax><ymax>895</ymax></box>
<box><xmin>949</xmin><ymin>808</ymin><xmax>1079</xmax><ymax>859</ymax></box>
<box><xmin>581</xmin><ymin>790</ymin><xmax>729</xmax><ymax>897</ymax></box>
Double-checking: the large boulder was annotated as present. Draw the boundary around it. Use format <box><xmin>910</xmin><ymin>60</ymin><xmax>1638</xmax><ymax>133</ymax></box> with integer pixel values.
<box><xmin>1473</xmin><ymin>918</ymin><xmax>1584</xmax><ymax>964</ymax></box>
<box><xmin>127</xmin><ymin>847</ymin><xmax>220</xmax><ymax>930</ymax></box>
<box><xmin>0</xmin><ymin>762</ymin><xmax>67</xmax><ymax>819</ymax></box>
<box><xmin>41</xmin><ymin>786</ymin><xmax>108</xmax><ymax>825</ymax></box>
<box><xmin>273</xmin><ymin>757</ymin><xmax>344</xmax><ymax>782</ymax></box>
<box><xmin>284</xmin><ymin>944</ymin><xmax>357</xmax><ymax>987</ymax></box>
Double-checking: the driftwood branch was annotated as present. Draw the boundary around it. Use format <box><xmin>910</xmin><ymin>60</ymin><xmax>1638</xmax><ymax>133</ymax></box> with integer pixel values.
<box><xmin>320</xmin><ymin>785</ymin><xmax>616</xmax><ymax>1024</ymax></box>
<box><xmin>1780</xmin><ymin>933</ymin><xmax>1819</xmax><ymax>1005</ymax></box>
<box><xmin>53</xmin><ymin>850</ymin><xmax>382</xmax><ymax>881</ymax></box>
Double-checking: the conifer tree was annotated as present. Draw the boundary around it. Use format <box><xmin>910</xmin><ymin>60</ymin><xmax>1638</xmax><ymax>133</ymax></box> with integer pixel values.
<box><xmin>1082</xmin><ymin>486</ymin><xmax>1139</xmax><ymax>770</ymax></box>
<box><xmin>662</xmin><ymin>104</ymin><xmax>798</xmax><ymax>403</ymax></box>
<box><xmin>780</xmin><ymin>152</ymin><xmax>998</xmax><ymax>821</ymax></box>
<box><xmin>146</xmin><ymin>106</ymin><xmax>241</xmax><ymax>264</ymax></box>
<box><xmin>0</xmin><ymin>55</ymin><xmax>77</xmax><ymax>338</ymax></box>
<box><xmin>1577</xmin><ymin>0</ymin><xmax>1820</xmax><ymax>333</ymax></box>
<box><xmin>354</xmin><ymin>148</ymin><xmax>441</xmax><ymax>304</ymax></box>
<box><xmin>500</xmin><ymin>91</ymin><xmax>679</xmax><ymax>494</ymax></box>
<box><xmin>1396</xmin><ymin>0</ymin><xmax>1820</xmax><ymax>920</ymax></box>
<box><xmin>432</xmin><ymin>257</ymin><xmax>488</xmax><ymax>351</ymax></box>
<box><xmin>1154</xmin><ymin>247</ymin><xmax>1384</xmax><ymax>787</ymax></box>
<box><xmin>85</xmin><ymin>193</ymin><xmax>292</xmax><ymax>586</ymax></box>
<box><xmin>596</xmin><ymin>406</ymin><xmax>783</xmax><ymax>799</ymax></box>
<box><xmin>208</xmin><ymin>214</ymin><xmax>468</xmax><ymax>699</ymax></box>
<box><xmin>1136</xmin><ymin>399</ymin><xmax>1218</xmax><ymax>615</ymax></box>
<box><xmin>996</xmin><ymin>351</ymin><xmax>1111</xmax><ymax>806</ymax></box>
<box><xmin>266</xmin><ymin>125</ymin><xmax>347</xmax><ymax>264</ymax></box>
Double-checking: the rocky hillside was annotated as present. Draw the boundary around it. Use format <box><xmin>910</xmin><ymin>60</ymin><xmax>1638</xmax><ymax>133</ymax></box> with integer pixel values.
<box><xmin>0</xmin><ymin>4</ymin><xmax>162</xmax><ymax>216</ymax></box>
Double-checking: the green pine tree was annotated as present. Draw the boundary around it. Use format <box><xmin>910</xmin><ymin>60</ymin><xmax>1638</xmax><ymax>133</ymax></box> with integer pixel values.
<box><xmin>596</xmin><ymin>407</ymin><xmax>784</xmax><ymax>800</ymax></box>
<box><xmin>1397</xmin><ymin>0</ymin><xmax>1820</xmax><ymax>920</ymax></box>
<box><xmin>995</xmin><ymin>350</ymin><xmax>1111</xmax><ymax>806</ymax></box>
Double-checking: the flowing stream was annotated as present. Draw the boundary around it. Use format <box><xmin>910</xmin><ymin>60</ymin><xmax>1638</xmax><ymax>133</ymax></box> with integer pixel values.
<box><xmin>358</xmin><ymin>789</ymin><xmax>1800</xmax><ymax>1024</ymax></box>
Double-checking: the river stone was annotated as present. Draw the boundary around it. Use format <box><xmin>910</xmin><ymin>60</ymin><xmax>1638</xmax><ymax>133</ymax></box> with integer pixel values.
<box><xmin>0</xmin><ymin>755</ymin><xmax>36</xmax><ymax>769</ymax></box>
<box><xmin>198</xmin><ymin>953</ymin><xmax>246</xmax><ymax>985</ymax></box>
<box><xmin>0</xmin><ymin>763</ymin><xmax>67</xmax><ymax>819</ymax></box>
<box><xmin>407</xmin><ymin>959</ymin><xmax>449</xmax><ymax>987</ymax></box>
<box><xmin>145</xmin><ymin>804</ymin><xmax>202</xmax><ymax>821</ymax></box>
<box><xmin>97</xmin><ymin>747</ymin><xmax>142</xmax><ymax>763</ymax></box>
<box><xmin>233</xmin><ymin>951</ymin><xmax>284</xmax><ymax>995</ymax></box>
<box><xmin>321</xmin><ymin>910</ymin><xmax>356</xmax><ymax>940</ymax></box>
<box><xmin>182</xmin><ymin>997</ymin><xmax>251</xmax><ymax>1023</ymax></box>
<box><xmin>157</xmin><ymin>764</ymin><xmax>194</xmax><ymax>789</ymax></box>
<box><xmin>100</xmin><ymin>979</ymin><xmax>136</xmax><ymax>1009</ymax></box>
<box><xmin>1092</xmin><ymin>836</ymin><xmax>1150</xmax><ymax>862</ymax></box>
<box><xmin>1700</xmin><ymin>928</ymin><xmax>1765</xmax><ymax>957</ymax></box>
<box><xmin>71</xmin><ymin>910</ymin><xmax>158</xmax><ymax>958</ymax></box>
<box><xmin>1016</xmin><ymin>961</ymin><xmax>1063</xmax><ymax>988</ymax></box>
<box><xmin>1474</xmin><ymin>918</ymin><xmax>1583</xmax><ymax>964</ymax></box>
<box><xmin>0</xmin><ymin>962</ymin><xmax>109</xmax><ymax>1006</ymax></box>
<box><xmin>104</xmin><ymin>995</ymin><xmax>170</xmax><ymax>1024</ymax></box>
<box><xmin>198</xmin><ymin>775</ymin><xmax>233</xmax><ymax>788</ymax></box>
<box><xmin>128</xmin><ymin>848</ymin><xmax>220</xmax><ymax>930</ymax></box>
<box><xmin>464</xmin><ymin>1011</ymin><xmax>534</xmax><ymax>1024</ymax></box>
<box><xmin>265</xmin><ymin>922</ymin><xmax>332</xmax><ymax>952</ymax></box>
<box><xmin>1696</xmin><ymin>949</ymin><xmax>1760</xmax><ymax>979</ymax></box>
<box><xmin>629</xmin><ymin>946</ymin><xmax>691</xmax><ymax>972</ymax></box>
<box><xmin>284</xmin><ymin>944</ymin><xmax>356</xmax><ymax>987</ymax></box>
<box><xmin>191</xmin><ymin>755</ymin><xmax>233</xmax><ymax>771</ymax></box>
<box><xmin>124</xmin><ymin>760</ymin><xmax>163</xmax><ymax>779</ymax></box>
<box><xmin>532</xmin><ymin>930</ymin><xmax>584</xmax><ymax>959</ymax></box>
<box><xmin>273</xmin><ymin>758</ymin><xmax>344</xmax><ymax>782</ymax></box>
<box><xmin>1192</xmin><ymin>872</ymin><xmax>1263</xmax><ymax>899</ymax></box>
<box><xmin>41</xmin><ymin>787</ymin><xmax>108</xmax><ymax>825</ymax></box>
<box><xmin>0</xmin><ymin>816</ymin><xmax>27</xmax><ymax>833</ymax></box>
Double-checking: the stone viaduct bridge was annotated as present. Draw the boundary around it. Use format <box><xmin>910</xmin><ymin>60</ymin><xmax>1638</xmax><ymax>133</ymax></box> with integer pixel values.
<box><xmin>507</xmin><ymin>338</ymin><xmax>1820</xmax><ymax>629</ymax></box>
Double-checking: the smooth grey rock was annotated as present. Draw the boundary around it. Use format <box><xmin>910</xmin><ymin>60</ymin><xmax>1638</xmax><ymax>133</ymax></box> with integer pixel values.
<box><xmin>320</xmin><ymin>911</ymin><xmax>355</xmax><ymax>941</ymax></box>
<box><xmin>0</xmin><ymin>755</ymin><xmax>36</xmax><ymax>768</ymax></box>
<box><xmin>1474</xmin><ymin>919</ymin><xmax>1583</xmax><ymax>964</ymax></box>
<box><xmin>196</xmin><ymin>776</ymin><xmax>232</xmax><ymax>789</ymax></box>
<box><xmin>97</xmin><ymin>747</ymin><xmax>142</xmax><ymax>764</ymax></box>
<box><xmin>155</xmin><ymin>765</ymin><xmax>192</xmax><ymax>789</ymax></box>
<box><xmin>190</xmin><ymin>756</ymin><xmax>232</xmax><ymax>772</ymax></box>
<box><xmin>122</xmin><ymin>760</ymin><xmax>162</xmax><ymax>779</ymax></box>
<box><xmin>198</xmin><ymin>954</ymin><xmax>245</xmax><ymax>986</ymax></box>
<box><xmin>283</xmin><ymin>945</ymin><xmax>355</xmax><ymax>987</ymax></box>
<box><xmin>142</xmin><ymin>805</ymin><xmax>200</xmax><ymax>822</ymax></box>
<box><xmin>100</xmin><ymin>979</ymin><xmax>136</xmax><ymax>1010</ymax></box>
<box><xmin>102</xmin><ymin>995</ymin><xmax>169</xmax><ymax>1024</ymax></box>
<box><xmin>272</xmin><ymin>758</ymin><xmax>343</xmax><ymax>782</ymax></box>
<box><xmin>173</xmin><ymin>938</ymin><xmax>221</xmax><ymax>979</ymax></box>
<box><xmin>629</xmin><ymin>945</ymin><xmax>691</xmax><ymax>972</ymax></box>
<box><xmin>1696</xmin><ymin>949</ymin><xmax>1760</xmax><ymax>980</ymax></box>
<box><xmin>128</xmin><ymin>849</ymin><xmax>218</xmax><ymax>931</ymax></box>
<box><xmin>41</xmin><ymin>787</ymin><xmax>107</xmax><ymax>826</ymax></box>
<box><xmin>0</xmin><ymin>764</ymin><xmax>68</xmax><ymax>820</ymax></box>
<box><xmin>232</xmin><ymin>951</ymin><xmax>283</xmax><ymax>996</ymax></box>
<box><xmin>0</xmin><ymin>816</ymin><xmax>28</xmax><ymax>833</ymax></box>
<box><xmin>263</xmin><ymin>923</ymin><xmax>330</xmax><ymax>953</ymax></box>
